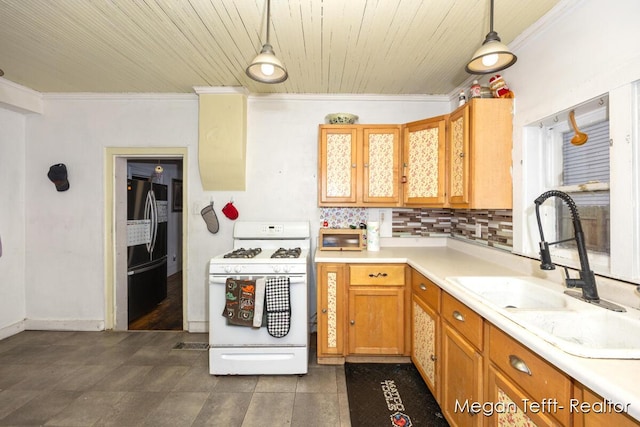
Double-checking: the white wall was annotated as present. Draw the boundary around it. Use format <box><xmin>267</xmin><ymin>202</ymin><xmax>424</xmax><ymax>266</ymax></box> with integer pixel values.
<box><xmin>17</xmin><ymin>92</ymin><xmax>448</xmax><ymax>332</ymax></box>
<box><xmin>0</xmin><ymin>108</ymin><xmax>27</xmax><ymax>337</ymax></box>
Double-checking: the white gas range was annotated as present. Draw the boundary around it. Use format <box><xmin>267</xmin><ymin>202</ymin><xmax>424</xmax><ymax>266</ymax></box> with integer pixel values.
<box><xmin>208</xmin><ymin>221</ymin><xmax>310</xmax><ymax>375</ymax></box>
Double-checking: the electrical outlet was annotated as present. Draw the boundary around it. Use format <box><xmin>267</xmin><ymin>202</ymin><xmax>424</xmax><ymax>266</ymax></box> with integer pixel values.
<box><xmin>475</xmin><ymin>223</ymin><xmax>482</xmax><ymax>238</ymax></box>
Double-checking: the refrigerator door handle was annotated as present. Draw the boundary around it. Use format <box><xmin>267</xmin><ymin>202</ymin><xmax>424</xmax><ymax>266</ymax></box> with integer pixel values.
<box><xmin>149</xmin><ymin>190</ymin><xmax>158</xmax><ymax>254</ymax></box>
<box><xmin>144</xmin><ymin>190</ymin><xmax>153</xmax><ymax>254</ymax></box>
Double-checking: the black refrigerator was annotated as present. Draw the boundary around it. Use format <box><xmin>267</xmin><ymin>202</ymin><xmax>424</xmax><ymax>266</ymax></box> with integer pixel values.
<box><xmin>127</xmin><ymin>179</ymin><xmax>168</xmax><ymax>323</ymax></box>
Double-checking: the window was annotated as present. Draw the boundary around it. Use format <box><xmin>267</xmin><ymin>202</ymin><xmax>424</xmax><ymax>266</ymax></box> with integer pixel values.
<box><xmin>556</xmin><ymin>119</ymin><xmax>610</xmax><ymax>255</ymax></box>
<box><xmin>519</xmin><ymin>81</ymin><xmax>640</xmax><ymax>283</ymax></box>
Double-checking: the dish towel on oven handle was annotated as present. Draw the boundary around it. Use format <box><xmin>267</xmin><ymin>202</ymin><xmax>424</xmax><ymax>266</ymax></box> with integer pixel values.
<box><xmin>222</xmin><ymin>278</ymin><xmax>256</xmax><ymax>327</ymax></box>
<box><xmin>265</xmin><ymin>277</ymin><xmax>291</xmax><ymax>338</ymax></box>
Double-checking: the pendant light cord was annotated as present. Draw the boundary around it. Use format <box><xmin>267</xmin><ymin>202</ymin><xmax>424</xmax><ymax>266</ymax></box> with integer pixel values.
<box><xmin>265</xmin><ymin>0</ymin><xmax>271</xmax><ymax>45</ymax></box>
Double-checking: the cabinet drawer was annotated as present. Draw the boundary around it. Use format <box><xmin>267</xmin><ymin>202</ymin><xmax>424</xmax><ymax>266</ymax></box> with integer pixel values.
<box><xmin>411</xmin><ymin>270</ymin><xmax>440</xmax><ymax>313</ymax></box>
<box><xmin>349</xmin><ymin>265</ymin><xmax>405</xmax><ymax>286</ymax></box>
<box><xmin>489</xmin><ymin>325</ymin><xmax>571</xmax><ymax>422</ymax></box>
<box><xmin>442</xmin><ymin>292</ymin><xmax>483</xmax><ymax>351</ymax></box>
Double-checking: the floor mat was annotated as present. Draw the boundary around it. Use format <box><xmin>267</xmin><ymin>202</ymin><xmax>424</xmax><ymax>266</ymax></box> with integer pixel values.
<box><xmin>345</xmin><ymin>363</ymin><xmax>448</xmax><ymax>427</ymax></box>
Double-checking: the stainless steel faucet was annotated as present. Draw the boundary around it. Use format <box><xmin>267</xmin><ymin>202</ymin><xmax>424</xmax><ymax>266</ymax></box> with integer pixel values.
<box><xmin>534</xmin><ymin>190</ymin><xmax>625</xmax><ymax>312</ymax></box>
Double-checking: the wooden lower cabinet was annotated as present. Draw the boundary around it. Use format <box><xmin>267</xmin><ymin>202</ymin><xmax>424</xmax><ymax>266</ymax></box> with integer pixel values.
<box><xmin>573</xmin><ymin>383</ymin><xmax>640</xmax><ymax>427</ymax></box>
<box><xmin>487</xmin><ymin>325</ymin><xmax>572</xmax><ymax>426</ymax></box>
<box><xmin>348</xmin><ymin>286</ymin><xmax>405</xmax><ymax>354</ymax></box>
<box><xmin>441</xmin><ymin>322</ymin><xmax>483</xmax><ymax>427</ymax></box>
<box><xmin>348</xmin><ymin>264</ymin><xmax>407</xmax><ymax>355</ymax></box>
<box><xmin>411</xmin><ymin>269</ymin><xmax>441</xmax><ymax>399</ymax></box>
<box><xmin>316</xmin><ymin>264</ymin><xmax>346</xmax><ymax>362</ymax></box>
<box><xmin>316</xmin><ymin>263</ymin><xmax>408</xmax><ymax>362</ymax></box>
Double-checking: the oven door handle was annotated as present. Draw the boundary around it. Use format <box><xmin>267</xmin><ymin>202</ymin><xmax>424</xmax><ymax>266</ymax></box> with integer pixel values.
<box><xmin>210</xmin><ymin>276</ymin><xmax>306</xmax><ymax>285</ymax></box>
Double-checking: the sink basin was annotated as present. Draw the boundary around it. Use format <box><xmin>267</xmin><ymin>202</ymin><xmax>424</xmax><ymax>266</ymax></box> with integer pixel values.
<box><xmin>511</xmin><ymin>310</ymin><xmax>640</xmax><ymax>359</ymax></box>
<box><xmin>446</xmin><ymin>276</ymin><xmax>570</xmax><ymax>310</ymax></box>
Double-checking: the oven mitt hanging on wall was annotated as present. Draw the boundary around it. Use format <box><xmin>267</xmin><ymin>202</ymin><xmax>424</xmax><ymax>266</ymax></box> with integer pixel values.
<box><xmin>265</xmin><ymin>277</ymin><xmax>291</xmax><ymax>338</ymax></box>
<box><xmin>201</xmin><ymin>203</ymin><xmax>219</xmax><ymax>234</ymax></box>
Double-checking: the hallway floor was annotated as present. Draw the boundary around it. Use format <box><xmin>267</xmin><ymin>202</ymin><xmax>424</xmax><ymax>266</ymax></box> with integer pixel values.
<box><xmin>0</xmin><ymin>331</ymin><xmax>350</xmax><ymax>426</ymax></box>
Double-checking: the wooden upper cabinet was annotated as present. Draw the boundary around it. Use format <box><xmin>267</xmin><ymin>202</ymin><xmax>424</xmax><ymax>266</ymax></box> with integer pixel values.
<box><xmin>363</xmin><ymin>127</ymin><xmax>401</xmax><ymax>204</ymax></box>
<box><xmin>448</xmin><ymin>98</ymin><xmax>513</xmax><ymax>209</ymax></box>
<box><xmin>319</xmin><ymin>126</ymin><xmax>358</xmax><ymax>204</ymax></box>
<box><xmin>318</xmin><ymin>125</ymin><xmax>402</xmax><ymax>207</ymax></box>
<box><xmin>403</xmin><ymin>115</ymin><xmax>448</xmax><ymax>206</ymax></box>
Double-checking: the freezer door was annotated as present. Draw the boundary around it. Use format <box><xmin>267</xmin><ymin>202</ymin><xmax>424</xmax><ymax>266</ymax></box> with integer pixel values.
<box><xmin>128</xmin><ymin>256</ymin><xmax>168</xmax><ymax>323</ymax></box>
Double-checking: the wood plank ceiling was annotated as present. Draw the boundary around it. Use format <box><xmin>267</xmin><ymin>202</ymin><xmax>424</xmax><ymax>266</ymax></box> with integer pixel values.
<box><xmin>0</xmin><ymin>0</ymin><xmax>559</xmax><ymax>94</ymax></box>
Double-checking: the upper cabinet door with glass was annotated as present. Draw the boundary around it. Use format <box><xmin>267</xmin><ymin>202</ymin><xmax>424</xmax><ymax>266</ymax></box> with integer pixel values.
<box><xmin>319</xmin><ymin>125</ymin><xmax>402</xmax><ymax>207</ymax></box>
<box><xmin>403</xmin><ymin>115</ymin><xmax>448</xmax><ymax>206</ymax></box>
<box><xmin>448</xmin><ymin>99</ymin><xmax>513</xmax><ymax>209</ymax></box>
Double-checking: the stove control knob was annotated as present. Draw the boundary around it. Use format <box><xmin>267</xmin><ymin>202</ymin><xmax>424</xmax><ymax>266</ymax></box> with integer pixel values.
<box><xmin>224</xmin><ymin>265</ymin><xmax>233</xmax><ymax>274</ymax></box>
<box><xmin>234</xmin><ymin>266</ymin><xmax>243</xmax><ymax>273</ymax></box>
<box><xmin>283</xmin><ymin>265</ymin><xmax>292</xmax><ymax>273</ymax></box>
<box><xmin>272</xmin><ymin>265</ymin><xmax>282</xmax><ymax>273</ymax></box>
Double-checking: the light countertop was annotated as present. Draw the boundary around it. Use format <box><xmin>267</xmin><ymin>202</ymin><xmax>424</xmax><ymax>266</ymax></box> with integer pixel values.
<box><xmin>315</xmin><ymin>239</ymin><xmax>640</xmax><ymax>421</ymax></box>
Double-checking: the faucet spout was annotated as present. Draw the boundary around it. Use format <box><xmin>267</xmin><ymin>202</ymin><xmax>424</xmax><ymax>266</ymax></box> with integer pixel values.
<box><xmin>534</xmin><ymin>190</ymin><xmax>600</xmax><ymax>302</ymax></box>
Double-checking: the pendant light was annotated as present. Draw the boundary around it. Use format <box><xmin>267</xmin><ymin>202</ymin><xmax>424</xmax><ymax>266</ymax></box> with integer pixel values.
<box><xmin>246</xmin><ymin>0</ymin><xmax>288</xmax><ymax>84</ymax></box>
<box><xmin>465</xmin><ymin>0</ymin><xmax>517</xmax><ymax>74</ymax></box>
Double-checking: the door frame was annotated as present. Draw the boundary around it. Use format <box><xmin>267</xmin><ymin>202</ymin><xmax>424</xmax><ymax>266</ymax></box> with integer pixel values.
<box><xmin>104</xmin><ymin>147</ymin><xmax>188</xmax><ymax>330</ymax></box>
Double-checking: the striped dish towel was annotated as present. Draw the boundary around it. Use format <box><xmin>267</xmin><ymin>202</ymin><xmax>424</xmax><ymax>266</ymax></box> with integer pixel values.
<box><xmin>265</xmin><ymin>277</ymin><xmax>291</xmax><ymax>338</ymax></box>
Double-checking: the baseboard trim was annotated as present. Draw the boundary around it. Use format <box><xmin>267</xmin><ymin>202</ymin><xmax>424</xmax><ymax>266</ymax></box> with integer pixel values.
<box><xmin>0</xmin><ymin>320</ymin><xmax>26</xmax><ymax>340</ymax></box>
<box><xmin>25</xmin><ymin>319</ymin><xmax>104</xmax><ymax>331</ymax></box>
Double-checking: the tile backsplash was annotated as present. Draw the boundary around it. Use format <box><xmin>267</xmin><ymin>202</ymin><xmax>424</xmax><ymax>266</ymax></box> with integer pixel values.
<box><xmin>320</xmin><ymin>207</ymin><xmax>513</xmax><ymax>250</ymax></box>
<box><xmin>393</xmin><ymin>208</ymin><xmax>513</xmax><ymax>250</ymax></box>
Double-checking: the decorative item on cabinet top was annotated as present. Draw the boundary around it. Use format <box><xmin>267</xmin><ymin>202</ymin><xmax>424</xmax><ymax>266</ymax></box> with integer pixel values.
<box><xmin>325</xmin><ymin>113</ymin><xmax>358</xmax><ymax>124</ymax></box>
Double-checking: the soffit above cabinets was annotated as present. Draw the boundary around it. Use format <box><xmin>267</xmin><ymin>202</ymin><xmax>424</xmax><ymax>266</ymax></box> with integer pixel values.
<box><xmin>0</xmin><ymin>0</ymin><xmax>559</xmax><ymax>95</ymax></box>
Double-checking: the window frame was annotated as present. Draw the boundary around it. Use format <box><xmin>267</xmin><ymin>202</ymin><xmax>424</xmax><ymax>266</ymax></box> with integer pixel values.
<box><xmin>519</xmin><ymin>83</ymin><xmax>640</xmax><ymax>283</ymax></box>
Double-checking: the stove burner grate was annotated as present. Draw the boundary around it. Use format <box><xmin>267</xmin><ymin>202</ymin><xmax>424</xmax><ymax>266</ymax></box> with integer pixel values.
<box><xmin>223</xmin><ymin>248</ymin><xmax>262</xmax><ymax>258</ymax></box>
<box><xmin>271</xmin><ymin>247</ymin><xmax>302</xmax><ymax>259</ymax></box>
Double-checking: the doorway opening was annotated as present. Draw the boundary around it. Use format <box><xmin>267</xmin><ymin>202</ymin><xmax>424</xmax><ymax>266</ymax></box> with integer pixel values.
<box><xmin>104</xmin><ymin>148</ymin><xmax>187</xmax><ymax>332</ymax></box>
<box><xmin>126</xmin><ymin>159</ymin><xmax>183</xmax><ymax>330</ymax></box>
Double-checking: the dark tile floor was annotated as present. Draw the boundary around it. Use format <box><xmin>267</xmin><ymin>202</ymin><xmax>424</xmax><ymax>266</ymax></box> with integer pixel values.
<box><xmin>0</xmin><ymin>331</ymin><xmax>350</xmax><ymax>426</ymax></box>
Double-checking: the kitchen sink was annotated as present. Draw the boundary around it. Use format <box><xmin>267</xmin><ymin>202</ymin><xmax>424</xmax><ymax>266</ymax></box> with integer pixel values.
<box><xmin>511</xmin><ymin>310</ymin><xmax>640</xmax><ymax>359</ymax></box>
<box><xmin>446</xmin><ymin>276</ymin><xmax>571</xmax><ymax>310</ymax></box>
<box><xmin>446</xmin><ymin>276</ymin><xmax>640</xmax><ymax>359</ymax></box>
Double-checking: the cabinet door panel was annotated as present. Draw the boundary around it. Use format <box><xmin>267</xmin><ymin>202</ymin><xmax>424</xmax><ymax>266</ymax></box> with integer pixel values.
<box><xmin>348</xmin><ymin>287</ymin><xmax>404</xmax><ymax>354</ymax></box>
<box><xmin>441</xmin><ymin>322</ymin><xmax>483</xmax><ymax>427</ymax></box>
<box><xmin>363</xmin><ymin>128</ymin><xmax>401</xmax><ymax>204</ymax></box>
<box><xmin>448</xmin><ymin>105</ymin><xmax>470</xmax><ymax>206</ymax></box>
<box><xmin>317</xmin><ymin>264</ymin><xmax>345</xmax><ymax>357</ymax></box>
<box><xmin>412</xmin><ymin>296</ymin><xmax>438</xmax><ymax>398</ymax></box>
<box><xmin>319</xmin><ymin>127</ymin><xmax>358</xmax><ymax>203</ymax></box>
<box><xmin>403</xmin><ymin>117</ymin><xmax>447</xmax><ymax>206</ymax></box>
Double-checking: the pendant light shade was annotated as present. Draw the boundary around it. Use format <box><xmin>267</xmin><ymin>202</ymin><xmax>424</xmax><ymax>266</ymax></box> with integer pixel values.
<box><xmin>465</xmin><ymin>0</ymin><xmax>517</xmax><ymax>74</ymax></box>
<box><xmin>246</xmin><ymin>0</ymin><xmax>288</xmax><ymax>84</ymax></box>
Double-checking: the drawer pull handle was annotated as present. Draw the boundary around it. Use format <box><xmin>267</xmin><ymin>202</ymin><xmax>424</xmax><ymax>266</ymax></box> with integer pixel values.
<box><xmin>452</xmin><ymin>310</ymin><xmax>465</xmax><ymax>322</ymax></box>
<box><xmin>509</xmin><ymin>355</ymin><xmax>532</xmax><ymax>376</ymax></box>
<box><xmin>419</xmin><ymin>283</ymin><xmax>427</xmax><ymax>291</ymax></box>
<box><xmin>368</xmin><ymin>273</ymin><xmax>388</xmax><ymax>278</ymax></box>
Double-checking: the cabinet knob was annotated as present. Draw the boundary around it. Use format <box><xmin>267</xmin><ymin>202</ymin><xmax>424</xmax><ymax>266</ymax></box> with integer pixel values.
<box><xmin>509</xmin><ymin>355</ymin><xmax>532</xmax><ymax>376</ymax></box>
<box><xmin>419</xmin><ymin>283</ymin><xmax>427</xmax><ymax>291</ymax></box>
<box><xmin>430</xmin><ymin>354</ymin><xmax>437</xmax><ymax>361</ymax></box>
<box><xmin>452</xmin><ymin>310</ymin><xmax>465</xmax><ymax>322</ymax></box>
<box><xmin>459</xmin><ymin>152</ymin><xmax>465</xmax><ymax>158</ymax></box>
<box><xmin>322</xmin><ymin>309</ymin><xmax>327</xmax><ymax>314</ymax></box>
<box><xmin>352</xmin><ymin>163</ymin><xmax>357</xmax><ymax>168</ymax></box>
<box><xmin>363</xmin><ymin>163</ymin><xmax>369</xmax><ymax>168</ymax></box>
<box><xmin>350</xmin><ymin>320</ymin><xmax>355</xmax><ymax>325</ymax></box>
